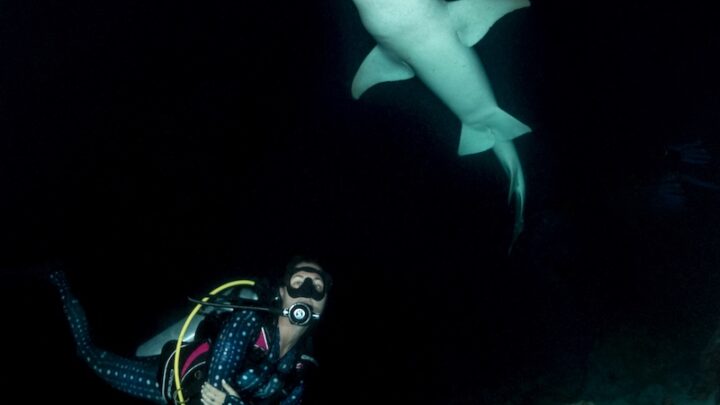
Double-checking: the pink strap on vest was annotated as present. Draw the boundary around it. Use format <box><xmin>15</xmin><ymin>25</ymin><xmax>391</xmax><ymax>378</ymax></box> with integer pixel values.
<box><xmin>181</xmin><ymin>342</ymin><xmax>210</xmax><ymax>376</ymax></box>
<box><xmin>254</xmin><ymin>327</ymin><xmax>269</xmax><ymax>351</ymax></box>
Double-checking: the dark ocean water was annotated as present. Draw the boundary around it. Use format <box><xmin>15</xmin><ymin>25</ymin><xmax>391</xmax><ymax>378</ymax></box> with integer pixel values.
<box><xmin>2</xmin><ymin>0</ymin><xmax>719</xmax><ymax>403</ymax></box>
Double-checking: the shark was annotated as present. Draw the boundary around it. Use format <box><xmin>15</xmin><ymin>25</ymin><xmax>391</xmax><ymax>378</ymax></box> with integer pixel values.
<box><xmin>350</xmin><ymin>0</ymin><xmax>532</xmax><ymax>248</ymax></box>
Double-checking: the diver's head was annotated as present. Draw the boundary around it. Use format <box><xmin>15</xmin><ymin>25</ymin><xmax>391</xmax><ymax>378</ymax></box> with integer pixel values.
<box><xmin>278</xmin><ymin>257</ymin><xmax>331</xmax><ymax>322</ymax></box>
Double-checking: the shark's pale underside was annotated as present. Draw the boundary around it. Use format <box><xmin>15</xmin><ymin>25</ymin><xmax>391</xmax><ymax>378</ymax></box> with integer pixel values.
<box><xmin>350</xmin><ymin>0</ymin><xmax>532</xmax><ymax>247</ymax></box>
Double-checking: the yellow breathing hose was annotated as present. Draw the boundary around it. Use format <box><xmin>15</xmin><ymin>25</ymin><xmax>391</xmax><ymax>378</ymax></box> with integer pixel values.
<box><xmin>173</xmin><ymin>279</ymin><xmax>256</xmax><ymax>405</ymax></box>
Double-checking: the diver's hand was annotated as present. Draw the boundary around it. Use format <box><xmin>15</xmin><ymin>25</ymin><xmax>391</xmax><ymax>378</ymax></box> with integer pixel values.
<box><xmin>221</xmin><ymin>380</ymin><xmax>240</xmax><ymax>398</ymax></box>
<box><xmin>201</xmin><ymin>382</ymin><xmax>226</xmax><ymax>405</ymax></box>
<box><xmin>201</xmin><ymin>380</ymin><xmax>240</xmax><ymax>405</ymax></box>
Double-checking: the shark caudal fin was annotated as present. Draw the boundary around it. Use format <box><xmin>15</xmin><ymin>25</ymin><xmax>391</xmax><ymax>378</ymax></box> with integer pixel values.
<box><xmin>449</xmin><ymin>0</ymin><xmax>531</xmax><ymax>48</ymax></box>
<box><xmin>351</xmin><ymin>45</ymin><xmax>416</xmax><ymax>99</ymax></box>
<box><xmin>456</xmin><ymin>107</ymin><xmax>530</xmax><ymax>251</ymax></box>
<box><xmin>492</xmin><ymin>140</ymin><xmax>525</xmax><ymax>253</ymax></box>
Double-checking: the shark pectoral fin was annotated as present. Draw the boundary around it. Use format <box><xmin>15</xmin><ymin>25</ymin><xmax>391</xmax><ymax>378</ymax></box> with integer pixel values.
<box><xmin>457</xmin><ymin>107</ymin><xmax>531</xmax><ymax>156</ymax></box>
<box><xmin>449</xmin><ymin>0</ymin><xmax>531</xmax><ymax>47</ymax></box>
<box><xmin>351</xmin><ymin>45</ymin><xmax>416</xmax><ymax>99</ymax></box>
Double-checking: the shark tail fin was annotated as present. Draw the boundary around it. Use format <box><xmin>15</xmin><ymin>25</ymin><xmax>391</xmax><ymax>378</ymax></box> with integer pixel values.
<box><xmin>351</xmin><ymin>45</ymin><xmax>416</xmax><ymax>99</ymax></box>
<box><xmin>491</xmin><ymin>140</ymin><xmax>525</xmax><ymax>254</ymax></box>
<box><xmin>456</xmin><ymin>108</ymin><xmax>530</xmax><ymax>251</ymax></box>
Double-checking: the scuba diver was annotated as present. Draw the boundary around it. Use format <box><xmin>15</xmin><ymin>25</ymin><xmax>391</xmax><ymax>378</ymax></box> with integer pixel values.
<box><xmin>50</xmin><ymin>256</ymin><xmax>332</xmax><ymax>405</ymax></box>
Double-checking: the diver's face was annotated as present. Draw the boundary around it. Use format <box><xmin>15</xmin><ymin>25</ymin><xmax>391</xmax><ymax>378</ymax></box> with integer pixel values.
<box><xmin>280</xmin><ymin>264</ymin><xmax>328</xmax><ymax>314</ymax></box>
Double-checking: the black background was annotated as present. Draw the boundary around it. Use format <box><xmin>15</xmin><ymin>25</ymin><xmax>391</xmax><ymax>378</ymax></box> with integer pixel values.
<box><xmin>2</xmin><ymin>0</ymin><xmax>720</xmax><ymax>403</ymax></box>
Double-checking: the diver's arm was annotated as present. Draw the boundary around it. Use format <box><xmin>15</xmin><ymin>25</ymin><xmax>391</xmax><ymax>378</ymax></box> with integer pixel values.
<box><xmin>278</xmin><ymin>381</ymin><xmax>304</xmax><ymax>405</ymax></box>
<box><xmin>204</xmin><ymin>310</ymin><xmax>261</xmax><ymax>403</ymax></box>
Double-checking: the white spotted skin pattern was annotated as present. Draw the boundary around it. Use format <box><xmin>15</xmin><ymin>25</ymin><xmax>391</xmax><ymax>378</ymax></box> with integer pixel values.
<box><xmin>50</xmin><ymin>272</ymin><xmax>165</xmax><ymax>404</ymax></box>
<box><xmin>208</xmin><ymin>310</ymin><xmax>304</xmax><ymax>404</ymax></box>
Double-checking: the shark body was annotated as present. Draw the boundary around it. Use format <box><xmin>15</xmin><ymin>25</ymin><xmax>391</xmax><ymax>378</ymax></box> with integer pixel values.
<box><xmin>351</xmin><ymin>0</ymin><xmax>531</xmax><ymax>246</ymax></box>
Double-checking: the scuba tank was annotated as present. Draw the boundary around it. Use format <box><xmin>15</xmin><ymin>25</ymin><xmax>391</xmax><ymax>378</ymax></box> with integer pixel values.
<box><xmin>135</xmin><ymin>284</ymin><xmax>262</xmax><ymax>357</ymax></box>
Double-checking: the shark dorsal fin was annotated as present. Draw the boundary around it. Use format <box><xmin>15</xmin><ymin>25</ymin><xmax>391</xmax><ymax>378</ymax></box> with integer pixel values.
<box><xmin>449</xmin><ymin>0</ymin><xmax>530</xmax><ymax>48</ymax></box>
<box><xmin>351</xmin><ymin>45</ymin><xmax>416</xmax><ymax>99</ymax></box>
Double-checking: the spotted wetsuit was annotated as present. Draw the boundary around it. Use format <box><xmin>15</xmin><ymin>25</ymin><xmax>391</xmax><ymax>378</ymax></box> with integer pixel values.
<box><xmin>52</xmin><ymin>271</ymin><xmax>307</xmax><ymax>404</ymax></box>
<box><xmin>206</xmin><ymin>311</ymin><xmax>304</xmax><ymax>405</ymax></box>
<box><xmin>50</xmin><ymin>271</ymin><xmax>166</xmax><ymax>403</ymax></box>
